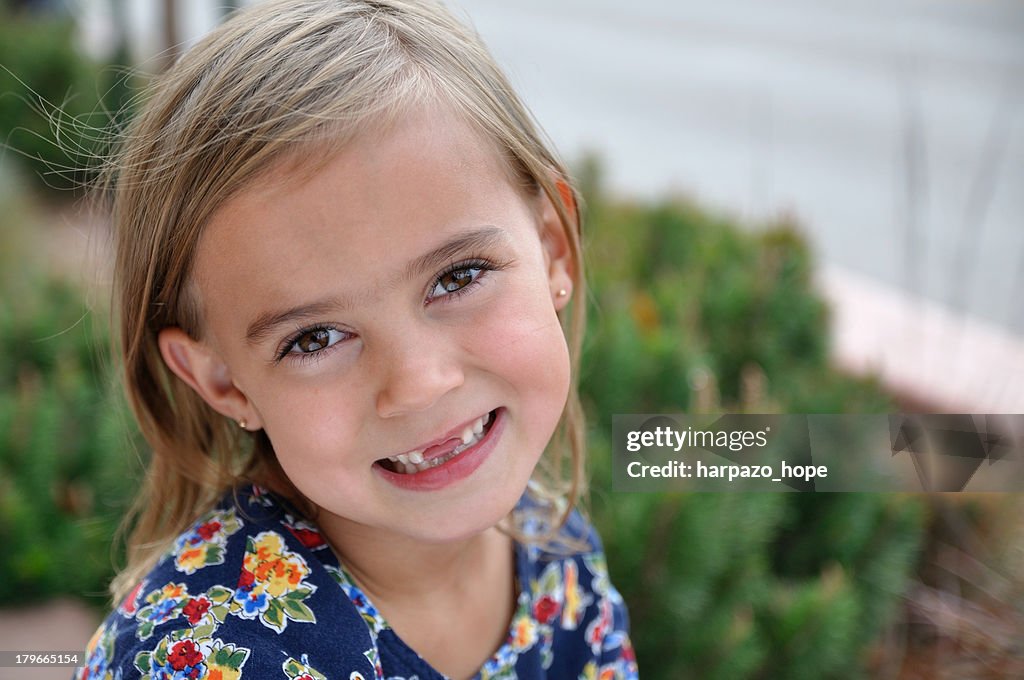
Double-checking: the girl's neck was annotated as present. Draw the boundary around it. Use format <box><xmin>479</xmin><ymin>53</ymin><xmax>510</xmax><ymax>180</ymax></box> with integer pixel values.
<box><xmin>316</xmin><ymin>509</ymin><xmax>515</xmax><ymax>606</ymax></box>
<box><xmin>317</xmin><ymin>513</ymin><xmax>517</xmax><ymax>679</ymax></box>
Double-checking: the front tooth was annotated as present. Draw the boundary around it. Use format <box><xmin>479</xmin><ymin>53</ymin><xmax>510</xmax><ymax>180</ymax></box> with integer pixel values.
<box><xmin>397</xmin><ymin>453</ymin><xmax>410</xmax><ymax>465</ymax></box>
<box><xmin>408</xmin><ymin>451</ymin><xmax>424</xmax><ymax>465</ymax></box>
<box><xmin>416</xmin><ymin>461</ymin><xmax>431</xmax><ymax>472</ymax></box>
<box><xmin>461</xmin><ymin>427</ymin><xmax>474</xmax><ymax>444</ymax></box>
<box><xmin>473</xmin><ymin>417</ymin><xmax>484</xmax><ymax>435</ymax></box>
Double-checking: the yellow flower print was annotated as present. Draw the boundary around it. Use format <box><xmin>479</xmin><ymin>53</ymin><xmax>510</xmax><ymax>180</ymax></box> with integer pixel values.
<box><xmin>511</xmin><ymin>613</ymin><xmax>538</xmax><ymax>652</ymax></box>
<box><xmin>161</xmin><ymin>583</ymin><xmax>185</xmax><ymax>600</ymax></box>
<box><xmin>232</xmin><ymin>532</ymin><xmax>317</xmax><ymax>632</ymax></box>
<box><xmin>561</xmin><ymin>562</ymin><xmax>593</xmax><ymax>630</ymax></box>
<box><xmin>177</xmin><ymin>546</ymin><xmax>208</xmax><ymax>574</ymax></box>
<box><xmin>244</xmin><ymin>532</ymin><xmax>310</xmax><ymax>598</ymax></box>
<box><xmin>207</xmin><ymin>664</ymin><xmax>242</xmax><ymax>680</ymax></box>
<box><xmin>262</xmin><ymin>556</ymin><xmax>309</xmax><ymax>598</ymax></box>
<box><xmin>84</xmin><ymin>624</ymin><xmax>105</xmax><ymax>657</ymax></box>
<box><xmin>173</xmin><ymin>509</ymin><xmax>242</xmax><ymax>575</ymax></box>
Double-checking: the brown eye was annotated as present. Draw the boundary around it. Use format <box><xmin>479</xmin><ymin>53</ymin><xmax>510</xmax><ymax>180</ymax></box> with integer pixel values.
<box><xmin>430</xmin><ymin>266</ymin><xmax>483</xmax><ymax>299</ymax></box>
<box><xmin>440</xmin><ymin>269</ymin><xmax>475</xmax><ymax>292</ymax></box>
<box><xmin>298</xmin><ymin>329</ymin><xmax>330</xmax><ymax>352</ymax></box>
<box><xmin>285</xmin><ymin>327</ymin><xmax>346</xmax><ymax>356</ymax></box>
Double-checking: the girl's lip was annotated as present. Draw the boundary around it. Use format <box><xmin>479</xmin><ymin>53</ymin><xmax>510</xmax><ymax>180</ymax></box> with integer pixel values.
<box><xmin>373</xmin><ymin>408</ymin><xmax>505</xmax><ymax>491</ymax></box>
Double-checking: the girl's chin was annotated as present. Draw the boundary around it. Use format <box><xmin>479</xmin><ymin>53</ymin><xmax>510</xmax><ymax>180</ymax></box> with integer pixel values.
<box><xmin>397</xmin><ymin>492</ymin><xmax>525</xmax><ymax>545</ymax></box>
<box><xmin>312</xmin><ymin>478</ymin><xmax>529</xmax><ymax>546</ymax></box>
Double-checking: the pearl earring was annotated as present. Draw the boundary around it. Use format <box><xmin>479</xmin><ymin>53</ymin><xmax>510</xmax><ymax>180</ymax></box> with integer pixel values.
<box><xmin>557</xmin><ymin>289</ymin><xmax>568</xmax><ymax>298</ymax></box>
<box><xmin>238</xmin><ymin>419</ymin><xmax>248</xmax><ymax>430</ymax></box>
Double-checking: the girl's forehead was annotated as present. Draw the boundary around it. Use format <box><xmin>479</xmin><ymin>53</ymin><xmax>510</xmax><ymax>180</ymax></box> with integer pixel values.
<box><xmin>191</xmin><ymin>104</ymin><xmax>540</xmax><ymax>310</ymax></box>
<box><xmin>252</xmin><ymin>104</ymin><xmax>524</xmax><ymax>200</ymax></box>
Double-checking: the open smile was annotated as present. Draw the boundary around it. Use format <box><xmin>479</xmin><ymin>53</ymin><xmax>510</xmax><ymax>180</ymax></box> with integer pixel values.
<box><xmin>373</xmin><ymin>408</ymin><xmax>504</xmax><ymax>490</ymax></box>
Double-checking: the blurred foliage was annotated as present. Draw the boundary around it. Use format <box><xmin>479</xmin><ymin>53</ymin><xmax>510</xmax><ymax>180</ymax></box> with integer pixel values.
<box><xmin>576</xmin><ymin>157</ymin><xmax>926</xmax><ymax>679</ymax></box>
<box><xmin>0</xmin><ymin>4</ymin><xmax>136</xmax><ymax>196</ymax></box>
<box><xmin>0</xmin><ymin>184</ymin><xmax>141</xmax><ymax>606</ymax></box>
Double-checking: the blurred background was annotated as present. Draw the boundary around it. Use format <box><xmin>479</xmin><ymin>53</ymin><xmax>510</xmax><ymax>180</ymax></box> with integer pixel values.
<box><xmin>0</xmin><ymin>0</ymin><xmax>1022</xmax><ymax>678</ymax></box>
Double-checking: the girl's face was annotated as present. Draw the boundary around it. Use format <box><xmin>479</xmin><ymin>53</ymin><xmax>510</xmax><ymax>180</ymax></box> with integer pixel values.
<box><xmin>161</xmin><ymin>105</ymin><xmax>574</xmax><ymax>544</ymax></box>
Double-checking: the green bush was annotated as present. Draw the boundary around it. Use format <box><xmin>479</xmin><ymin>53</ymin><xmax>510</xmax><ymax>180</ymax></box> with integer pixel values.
<box><xmin>0</xmin><ymin>8</ymin><xmax>135</xmax><ymax>195</ymax></box>
<box><xmin>0</xmin><ymin>197</ymin><xmax>141</xmax><ymax>607</ymax></box>
<box><xmin>578</xmin><ymin>165</ymin><xmax>924</xmax><ymax>679</ymax></box>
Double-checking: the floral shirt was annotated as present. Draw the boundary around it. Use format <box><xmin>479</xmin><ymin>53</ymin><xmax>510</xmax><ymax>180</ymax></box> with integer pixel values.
<box><xmin>76</xmin><ymin>486</ymin><xmax>638</xmax><ymax>680</ymax></box>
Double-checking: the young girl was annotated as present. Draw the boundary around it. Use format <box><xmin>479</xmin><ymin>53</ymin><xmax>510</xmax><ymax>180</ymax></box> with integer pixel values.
<box><xmin>78</xmin><ymin>1</ymin><xmax>636</xmax><ymax>678</ymax></box>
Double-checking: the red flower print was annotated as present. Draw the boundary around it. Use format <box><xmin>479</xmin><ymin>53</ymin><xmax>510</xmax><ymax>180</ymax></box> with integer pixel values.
<box><xmin>622</xmin><ymin>639</ymin><xmax>636</xmax><ymax>662</ymax></box>
<box><xmin>533</xmin><ymin>595</ymin><xmax>560</xmax><ymax>624</ymax></box>
<box><xmin>587</xmin><ymin>620</ymin><xmax>606</xmax><ymax>646</ymax></box>
<box><xmin>168</xmin><ymin>640</ymin><xmax>203</xmax><ymax>671</ymax></box>
<box><xmin>118</xmin><ymin>581</ymin><xmax>144</xmax><ymax>616</ymax></box>
<box><xmin>237</xmin><ymin>568</ymin><xmax>255</xmax><ymax>590</ymax></box>
<box><xmin>287</xmin><ymin>525</ymin><xmax>325</xmax><ymax>549</ymax></box>
<box><xmin>586</xmin><ymin>599</ymin><xmax>613</xmax><ymax>647</ymax></box>
<box><xmin>196</xmin><ymin>521</ymin><xmax>222</xmax><ymax>541</ymax></box>
<box><xmin>182</xmin><ymin>597</ymin><xmax>211</xmax><ymax>624</ymax></box>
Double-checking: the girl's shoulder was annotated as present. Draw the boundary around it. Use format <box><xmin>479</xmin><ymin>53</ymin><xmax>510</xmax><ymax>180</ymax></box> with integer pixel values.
<box><xmin>505</xmin><ymin>492</ymin><xmax>639</xmax><ymax>679</ymax></box>
<box><xmin>514</xmin><ymin>484</ymin><xmax>607</xmax><ymax>560</ymax></box>
<box><xmin>76</xmin><ymin>486</ymin><xmax>381</xmax><ymax>680</ymax></box>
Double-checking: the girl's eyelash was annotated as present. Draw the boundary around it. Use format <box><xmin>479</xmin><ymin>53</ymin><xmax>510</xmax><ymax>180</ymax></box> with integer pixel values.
<box><xmin>273</xmin><ymin>256</ymin><xmax>511</xmax><ymax>364</ymax></box>
<box><xmin>426</xmin><ymin>257</ymin><xmax>508</xmax><ymax>303</ymax></box>
<box><xmin>274</xmin><ymin>325</ymin><xmax>347</xmax><ymax>363</ymax></box>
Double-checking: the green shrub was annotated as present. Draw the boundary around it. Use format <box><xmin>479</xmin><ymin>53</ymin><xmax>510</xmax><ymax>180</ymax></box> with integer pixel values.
<box><xmin>0</xmin><ymin>198</ymin><xmax>141</xmax><ymax>607</ymax></box>
<box><xmin>0</xmin><ymin>8</ymin><xmax>135</xmax><ymax>195</ymax></box>
<box><xmin>578</xmin><ymin>165</ymin><xmax>924</xmax><ymax>679</ymax></box>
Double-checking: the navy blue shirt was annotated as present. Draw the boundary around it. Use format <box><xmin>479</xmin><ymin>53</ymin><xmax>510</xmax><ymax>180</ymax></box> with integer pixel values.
<box><xmin>76</xmin><ymin>485</ymin><xmax>637</xmax><ymax>679</ymax></box>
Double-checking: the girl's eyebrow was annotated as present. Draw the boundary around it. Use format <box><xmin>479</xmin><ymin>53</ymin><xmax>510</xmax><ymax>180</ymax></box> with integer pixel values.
<box><xmin>245</xmin><ymin>299</ymin><xmax>342</xmax><ymax>346</ymax></box>
<box><xmin>401</xmin><ymin>226</ymin><xmax>507</xmax><ymax>281</ymax></box>
<box><xmin>244</xmin><ymin>226</ymin><xmax>509</xmax><ymax>345</ymax></box>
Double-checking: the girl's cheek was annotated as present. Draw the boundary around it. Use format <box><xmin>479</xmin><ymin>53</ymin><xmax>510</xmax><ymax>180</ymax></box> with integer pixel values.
<box><xmin>258</xmin><ymin>383</ymin><xmax>363</xmax><ymax>459</ymax></box>
<box><xmin>466</xmin><ymin>292</ymin><xmax>570</xmax><ymax>387</ymax></box>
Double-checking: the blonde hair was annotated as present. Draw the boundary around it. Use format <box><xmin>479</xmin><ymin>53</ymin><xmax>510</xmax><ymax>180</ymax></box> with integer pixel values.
<box><xmin>107</xmin><ymin>0</ymin><xmax>587</xmax><ymax>602</ymax></box>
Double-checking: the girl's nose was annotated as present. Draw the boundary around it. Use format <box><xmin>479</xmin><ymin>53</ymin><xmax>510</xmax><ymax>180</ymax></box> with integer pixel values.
<box><xmin>374</xmin><ymin>332</ymin><xmax>465</xmax><ymax>418</ymax></box>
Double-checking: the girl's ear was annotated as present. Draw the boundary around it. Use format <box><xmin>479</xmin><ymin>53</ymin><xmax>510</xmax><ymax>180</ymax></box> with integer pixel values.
<box><xmin>540</xmin><ymin>178</ymin><xmax>577</xmax><ymax>312</ymax></box>
<box><xmin>158</xmin><ymin>327</ymin><xmax>263</xmax><ymax>430</ymax></box>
